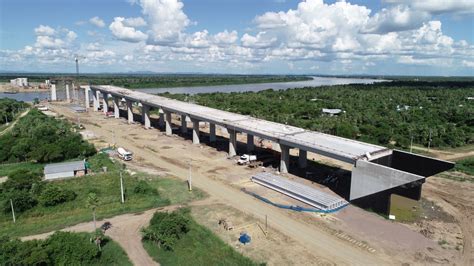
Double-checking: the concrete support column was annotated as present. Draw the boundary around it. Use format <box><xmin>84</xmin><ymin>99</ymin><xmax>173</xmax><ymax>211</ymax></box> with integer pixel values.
<box><xmin>95</xmin><ymin>90</ymin><xmax>101</xmax><ymax>111</ymax></box>
<box><xmin>298</xmin><ymin>149</ymin><xmax>307</xmax><ymax>169</ymax></box>
<box><xmin>102</xmin><ymin>93</ymin><xmax>109</xmax><ymax>114</ymax></box>
<box><xmin>142</xmin><ymin>105</ymin><xmax>150</xmax><ymax>128</ymax></box>
<box><xmin>280</xmin><ymin>144</ymin><xmax>290</xmax><ymax>174</ymax></box>
<box><xmin>181</xmin><ymin>114</ymin><xmax>187</xmax><ymax>133</ymax></box>
<box><xmin>229</xmin><ymin>129</ymin><xmax>237</xmax><ymax>157</ymax></box>
<box><xmin>113</xmin><ymin>97</ymin><xmax>120</xmax><ymax>118</ymax></box>
<box><xmin>91</xmin><ymin>89</ymin><xmax>98</xmax><ymax>111</ymax></box>
<box><xmin>247</xmin><ymin>134</ymin><xmax>254</xmax><ymax>153</ymax></box>
<box><xmin>158</xmin><ymin>109</ymin><xmax>165</xmax><ymax>128</ymax></box>
<box><xmin>192</xmin><ymin>118</ymin><xmax>200</xmax><ymax>144</ymax></box>
<box><xmin>51</xmin><ymin>84</ymin><xmax>57</xmax><ymax>101</ymax></box>
<box><xmin>84</xmin><ymin>87</ymin><xmax>90</xmax><ymax>109</ymax></box>
<box><xmin>65</xmin><ymin>84</ymin><xmax>70</xmax><ymax>102</ymax></box>
<box><xmin>209</xmin><ymin>123</ymin><xmax>216</xmax><ymax>142</ymax></box>
<box><xmin>126</xmin><ymin>100</ymin><xmax>133</xmax><ymax>124</ymax></box>
<box><xmin>165</xmin><ymin>111</ymin><xmax>172</xmax><ymax>136</ymax></box>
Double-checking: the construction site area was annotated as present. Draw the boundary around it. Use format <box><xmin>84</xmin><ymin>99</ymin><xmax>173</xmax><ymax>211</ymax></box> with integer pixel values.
<box><xmin>38</xmin><ymin>83</ymin><xmax>473</xmax><ymax>265</ymax></box>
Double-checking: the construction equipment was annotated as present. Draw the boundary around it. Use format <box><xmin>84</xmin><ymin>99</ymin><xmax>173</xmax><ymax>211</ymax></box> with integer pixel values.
<box><xmin>117</xmin><ymin>147</ymin><xmax>133</xmax><ymax>161</ymax></box>
<box><xmin>237</xmin><ymin>154</ymin><xmax>257</xmax><ymax>165</ymax></box>
<box><xmin>218</xmin><ymin>218</ymin><xmax>234</xmax><ymax>231</ymax></box>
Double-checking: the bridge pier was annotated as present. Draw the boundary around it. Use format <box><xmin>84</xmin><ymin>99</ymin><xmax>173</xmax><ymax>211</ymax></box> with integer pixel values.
<box><xmin>102</xmin><ymin>93</ymin><xmax>109</xmax><ymax>114</ymax></box>
<box><xmin>247</xmin><ymin>134</ymin><xmax>254</xmax><ymax>153</ymax></box>
<box><xmin>165</xmin><ymin>110</ymin><xmax>172</xmax><ymax>135</ymax></box>
<box><xmin>142</xmin><ymin>104</ymin><xmax>150</xmax><ymax>128</ymax></box>
<box><xmin>84</xmin><ymin>86</ymin><xmax>90</xmax><ymax>109</ymax></box>
<box><xmin>209</xmin><ymin>123</ymin><xmax>216</xmax><ymax>142</ymax></box>
<box><xmin>51</xmin><ymin>84</ymin><xmax>57</xmax><ymax>101</ymax></box>
<box><xmin>126</xmin><ymin>100</ymin><xmax>133</xmax><ymax>124</ymax></box>
<box><xmin>229</xmin><ymin>129</ymin><xmax>237</xmax><ymax>157</ymax></box>
<box><xmin>91</xmin><ymin>89</ymin><xmax>98</xmax><ymax>111</ymax></box>
<box><xmin>181</xmin><ymin>114</ymin><xmax>187</xmax><ymax>133</ymax></box>
<box><xmin>113</xmin><ymin>97</ymin><xmax>120</xmax><ymax>118</ymax></box>
<box><xmin>280</xmin><ymin>144</ymin><xmax>290</xmax><ymax>173</ymax></box>
<box><xmin>158</xmin><ymin>109</ymin><xmax>165</xmax><ymax>129</ymax></box>
<box><xmin>299</xmin><ymin>149</ymin><xmax>307</xmax><ymax>168</ymax></box>
<box><xmin>65</xmin><ymin>84</ymin><xmax>70</xmax><ymax>102</ymax></box>
<box><xmin>192</xmin><ymin>118</ymin><xmax>200</xmax><ymax>144</ymax></box>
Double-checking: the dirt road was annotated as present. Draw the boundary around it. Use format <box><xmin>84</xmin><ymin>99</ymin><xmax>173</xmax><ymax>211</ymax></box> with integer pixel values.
<box><xmin>0</xmin><ymin>108</ymin><xmax>29</xmax><ymax>136</ymax></box>
<box><xmin>50</xmin><ymin>103</ymin><xmax>394</xmax><ymax>265</ymax></box>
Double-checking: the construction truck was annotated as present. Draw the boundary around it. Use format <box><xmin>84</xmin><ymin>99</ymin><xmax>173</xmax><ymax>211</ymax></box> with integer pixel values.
<box><xmin>117</xmin><ymin>147</ymin><xmax>133</xmax><ymax>161</ymax></box>
<box><xmin>237</xmin><ymin>154</ymin><xmax>257</xmax><ymax>165</ymax></box>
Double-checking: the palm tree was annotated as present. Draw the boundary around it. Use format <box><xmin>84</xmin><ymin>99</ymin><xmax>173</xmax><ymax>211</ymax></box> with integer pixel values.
<box><xmin>86</xmin><ymin>192</ymin><xmax>99</xmax><ymax>230</ymax></box>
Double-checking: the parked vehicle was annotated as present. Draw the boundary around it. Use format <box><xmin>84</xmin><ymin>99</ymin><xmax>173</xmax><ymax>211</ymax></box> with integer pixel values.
<box><xmin>237</xmin><ymin>154</ymin><xmax>257</xmax><ymax>165</ymax></box>
<box><xmin>117</xmin><ymin>147</ymin><xmax>133</xmax><ymax>161</ymax></box>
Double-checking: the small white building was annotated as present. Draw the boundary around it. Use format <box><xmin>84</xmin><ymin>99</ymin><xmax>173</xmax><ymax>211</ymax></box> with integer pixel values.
<box><xmin>10</xmin><ymin>78</ymin><xmax>28</xmax><ymax>87</ymax></box>
<box><xmin>44</xmin><ymin>160</ymin><xmax>86</xmax><ymax>180</ymax></box>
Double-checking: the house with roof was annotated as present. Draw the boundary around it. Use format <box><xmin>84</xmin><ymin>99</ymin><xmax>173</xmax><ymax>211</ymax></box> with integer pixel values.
<box><xmin>44</xmin><ymin>160</ymin><xmax>87</xmax><ymax>180</ymax></box>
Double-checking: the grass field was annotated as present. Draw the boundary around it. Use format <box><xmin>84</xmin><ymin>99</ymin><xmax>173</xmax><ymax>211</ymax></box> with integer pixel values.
<box><xmin>0</xmin><ymin>162</ymin><xmax>43</xmax><ymax>177</ymax></box>
<box><xmin>143</xmin><ymin>210</ymin><xmax>260</xmax><ymax>266</ymax></box>
<box><xmin>0</xmin><ymin>171</ymin><xmax>205</xmax><ymax>237</ymax></box>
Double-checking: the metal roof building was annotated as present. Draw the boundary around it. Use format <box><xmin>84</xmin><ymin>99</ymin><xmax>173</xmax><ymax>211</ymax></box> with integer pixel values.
<box><xmin>44</xmin><ymin>160</ymin><xmax>86</xmax><ymax>180</ymax></box>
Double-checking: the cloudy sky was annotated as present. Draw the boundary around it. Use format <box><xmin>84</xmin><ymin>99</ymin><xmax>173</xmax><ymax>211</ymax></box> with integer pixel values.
<box><xmin>0</xmin><ymin>0</ymin><xmax>473</xmax><ymax>75</ymax></box>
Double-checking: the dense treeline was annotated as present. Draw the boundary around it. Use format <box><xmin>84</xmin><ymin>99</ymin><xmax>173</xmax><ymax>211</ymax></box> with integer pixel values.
<box><xmin>0</xmin><ymin>232</ymin><xmax>131</xmax><ymax>265</ymax></box>
<box><xmin>162</xmin><ymin>81</ymin><xmax>474</xmax><ymax>148</ymax></box>
<box><xmin>0</xmin><ymin>73</ymin><xmax>310</xmax><ymax>89</ymax></box>
<box><xmin>0</xmin><ymin>98</ymin><xmax>28</xmax><ymax>125</ymax></box>
<box><xmin>0</xmin><ymin>108</ymin><xmax>95</xmax><ymax>163</ymax></box>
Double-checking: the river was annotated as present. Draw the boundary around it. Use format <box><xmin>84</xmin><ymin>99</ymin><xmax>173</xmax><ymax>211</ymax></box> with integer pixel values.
<box><xmin>0</xmin><ymin>76</ymin><xmax>387</xmax><ymax>102</ymax></box>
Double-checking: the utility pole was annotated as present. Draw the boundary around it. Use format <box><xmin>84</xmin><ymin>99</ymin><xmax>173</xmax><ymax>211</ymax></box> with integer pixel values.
<box><xmin>120</xmin><ymin>171</ymin><xmax>124</xmax><ymax>203</ymax></box>
<box><xmin>188</xmin><ymin>160</ymin><xmax>192</xmax><ymax>191</ymax></box>
<box><xmin>410</xmin><ymin>135</ymin><xmax>414</xmax><ymax>153</ymax></box>
<box><xmin>10</xmin><ymin>199</ymin><xmax>16</xmax><ymax>223</ymax></box>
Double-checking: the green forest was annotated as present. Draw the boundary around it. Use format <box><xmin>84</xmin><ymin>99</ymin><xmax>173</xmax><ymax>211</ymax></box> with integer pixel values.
<box><xmin>0</xmin><ymin>73</ymin><xmax>310</xmax><ymax>89</ymax></box>
<box><xmin>0</xmin><ymin>98</ymin><xmax>28</xmax><ymax>125</ymax></box>
<box><xmin>161</xmin><ymin>81</ymin><xmax>474</xmax><ymax>149</ymax></box>
<box><xmin>0</xmin><ymin>109</ymin><xmax>96</xmax><ymax>163</ymax></box>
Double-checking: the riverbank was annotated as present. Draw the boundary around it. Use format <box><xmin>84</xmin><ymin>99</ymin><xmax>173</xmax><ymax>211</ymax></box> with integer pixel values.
<box><xmin>0</xmin><ymin>83</ymin><xmax>49</xmax><ymax>93</ymax></box>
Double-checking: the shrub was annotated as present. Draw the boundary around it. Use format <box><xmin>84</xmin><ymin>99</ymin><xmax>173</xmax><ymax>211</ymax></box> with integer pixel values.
<box><xmin>133</xmin><ymin>180</ymin><xmax>157</xmax><ymax>195</ymax></box>
<box><xmin>3</xmin><ymin>190</ymin><xmax>37</xmax><ymax>214</ymax></box>
<box><xmin>142</xmin><ymin>209</ymin><xmax>190</xmax><ymax>251</ymax></box>
<box><xmin>45</xmin><ymin>232</ymin><xmax>100</xmax><ymax>265</ymax></box>
<box><xmin>1</xmin><ymin>169</ymin><xmax>41</xmax><ymax>192</ymax></box>
<box><xmin>39</xmin><ymin>185</ymin><xmax>77</xmax><ymax>207</ymax></box>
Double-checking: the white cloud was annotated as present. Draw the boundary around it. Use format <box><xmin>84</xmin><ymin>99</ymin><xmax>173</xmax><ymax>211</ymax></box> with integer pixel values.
<box><xmin>89</xmin><ymin>16</ymin><xmax>106</xmax><ymax>28</ymax></box>
<box><xmin>123</xmin><ymin>17</ymin><xmax>147</xmax><ymax>27</ymax></box>
<box><xmin>109</xmin><ymin>17</ymin><xmax>148</xmax><ymax>42</ymax></box>
<box><xmin>138</xmin><ymin>0</ymin><xmax>190</xmax><ymax>44</ymax></box>
<box><xmin>462</xmin><ymin>60</ymin><xmax>474</xmax><ymax>68</ymax></box>
<box><xmin>213</xmin><ymin>30</ymin><xmax>238</xmax><ymax>45</ymax></box>
<box><xmin>34</xmin><ymin>25</ymin><xmax>56</xmax><ymax>36</ymax></box>
<box><xmin>363</xmin><ymin>5</ymin><xmax>429</xmax><ymax>33</ymax></box>
<box><xmin>241</xmin><ymin>32</ymin><xmax>277</xmax><ymax>48</ymax></box>
<box><xmin>385</xmin><ymin>0</ymin><xmax>474</xmax><ymax>15</ymax></box>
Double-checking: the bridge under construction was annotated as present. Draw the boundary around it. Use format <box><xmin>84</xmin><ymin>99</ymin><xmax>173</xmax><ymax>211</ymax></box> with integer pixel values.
<box><xmin>77</xmin><ymin>84</ymin><xmax>453</xmax><ymax>213</ymax></box>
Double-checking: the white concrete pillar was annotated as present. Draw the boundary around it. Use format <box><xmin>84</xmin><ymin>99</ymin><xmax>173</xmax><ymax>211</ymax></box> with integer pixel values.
<box><xmin>142</xmin><ymin>105</ymin><xmax>150</xmax><ymax>128</ymax></box>
<box><xmin>102</xmin><ymin>93</ymin><xmax>108</xmax><ymax>114</ymax></box>
<box><xmin>95</xmin><ymin>90</ymin><xmax>101</xmax><ymax>111</ymax></box>
<box><xmin>229</xmin><ymin>129</ymin><xmax>237</xmax><ymax>157</ymax></box>
<box><xmin>247</xmin><ymin>134</ymin><xmax>254</xmax><ymax>153</ymax></box>
<box><xmin>181</xmin><ymin>114</ymin><xmax>187</xmax><ymax>133</ymax></box>
<box><xmin>65</xmin><ymin>84</ymin><xmax>70</xmax><ymax>101</ymax></box>
<box><xmin>209</xmin><ymin>123</ymin><xmax>216</xmax><ymax>142</ymax></box>
<box><xmin>91</xmin><ymin>89</ymin><xmax>98</xmax><ymax>111</ymax></box>
<box><xmin>84</xmin><ymin>86</ymin><xmax>90</xmax><ymax>109</ymax></box>
<box><xmin>158</xmin><ymin>109</ymin><xmax>165</xmax><ymax>128</ymax></box>
<box><xmin>126</xmin><ymin>100</ymin><xmax>133</xmax><ymax>124</ymax></box>
<box><xmin>165</xmin><ymin>110</ymin><xmax>172</xmax><ymax>136</ymax></box>
<box><xmin>113</xmin><ymin>97</ymin><xmax>120</xmax><ymax>118</ymax></box>
<box><xmin>280</xmin><ymin>144</ymin><xmax>290</xmax><ymax>174</ymax></box>
<box><xmin>192</xmin><ymin>118</ymin><xmax>200</xmax><ymax>144</ymax></box>
<box><xmin>51</xmin><ymin>84</ymin><xmax>57</xmax><ymax>101</ymax></box>
<box><xmin>298</xmin><ymin>150</ymin><xmax>307</xmax><ymax>168</ymax></box>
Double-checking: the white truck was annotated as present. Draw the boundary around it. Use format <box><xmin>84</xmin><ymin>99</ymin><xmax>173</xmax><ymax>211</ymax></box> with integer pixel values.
<box><xmin>117</xmin><ymin>147</ymin><xmax>133</xmax><ymax>161</ymax></box>
<box><xmin>237</xmin><ymin>154</ymin><xmax>257</xmax><ymax>165</ymax></box>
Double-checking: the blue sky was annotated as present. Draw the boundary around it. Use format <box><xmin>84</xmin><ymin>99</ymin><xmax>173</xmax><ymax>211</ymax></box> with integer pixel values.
<box><xmin>0</xmin><ymin>0</ymin><xmax>473</xmax><ymax>75</ymax></box>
